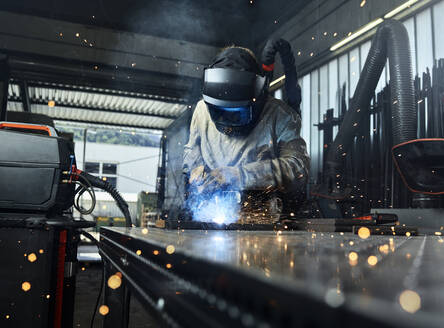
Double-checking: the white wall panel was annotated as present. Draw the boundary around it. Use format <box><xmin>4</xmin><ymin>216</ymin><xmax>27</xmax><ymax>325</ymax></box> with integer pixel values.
<box><xmin>403</xmin><ymin>17</ymin><xmax>417</xmax><ymax>75</ymax></box>
<box><xmin>310</xmin><ymin>70</ymin><xmax>320</xmax><ymax>183</ymax></box>
<box><xmin>434</xmin><ymin>2</ymin><xmax>444</xmax><ymax>60</ymax></box>
<box><xmin>416</xmin><ymin>8</ymin><xmax>434</xmax><ymax>77</ymax></box>
<box><xmin>301</xmin><ymin>74</ymin><xmax>311</xmax><ymax>153</ymax></box>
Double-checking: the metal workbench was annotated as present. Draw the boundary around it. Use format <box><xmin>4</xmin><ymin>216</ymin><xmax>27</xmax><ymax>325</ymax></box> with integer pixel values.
<box><xmin>99</xmin><ymin>227</ymin><xmax>444</xmax><ymax>328</ymax></box>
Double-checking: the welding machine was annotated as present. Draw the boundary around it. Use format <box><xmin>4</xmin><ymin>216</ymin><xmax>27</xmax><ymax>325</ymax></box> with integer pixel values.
<box><xmin>0</xmin><ymin>121</ymin><xmax>132</xmax><ymax>328</ymax></box>
<box><xmin>0</xmin><ymin>122</ymin><xmax>75</xmax><ymax>215</ymax></box>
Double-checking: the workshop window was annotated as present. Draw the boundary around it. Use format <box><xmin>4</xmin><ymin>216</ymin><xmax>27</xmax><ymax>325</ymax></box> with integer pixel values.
<box><xmin>85</xmin><ymin>161</ymin><xmax>118</xmax><ymax>188</ymax></box>
<box><xmin>85</xmin><ymin>162</ymin><xmax>100</xmax><ymax>174</ymax></box>
<box><xmin>102</xmin><ymin>163</ymin><xmax>117</xmax><ymax>175</ymax></box>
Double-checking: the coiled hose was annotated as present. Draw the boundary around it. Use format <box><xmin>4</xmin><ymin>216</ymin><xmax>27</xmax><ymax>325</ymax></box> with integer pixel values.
<box><xmin>79</xmin><ymin>171</ymin><xmax>132</xmax><ymax>227</ymax></box>
<box><xmin>321</xmin><ymin>19</ymin><xmax>416</xmax><ymax>196</ymax></box>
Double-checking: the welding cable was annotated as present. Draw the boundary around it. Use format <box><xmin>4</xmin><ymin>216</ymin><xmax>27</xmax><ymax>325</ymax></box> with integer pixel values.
<box><xmin>78</xmin><ymin>172</ymin><xmax>132</xmax><ymax>227</ymax></box>
<box><xmin>71</xmin><ymin>173</ymin><xmax>97</xmax><ymax>215</ymax></box>
<box><xmin>79</xmin><ymin>231</ymin><xmax>105</xmax><ymax>328</ymax></box>
<box><xmin>73</xmin><ymin>181</ymin><xmax>96</xmax><ymax>215</ymax></box>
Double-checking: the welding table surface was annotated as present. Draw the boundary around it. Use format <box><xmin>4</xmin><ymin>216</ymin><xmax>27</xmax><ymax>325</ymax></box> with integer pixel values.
<box><xmin>102</xmin><ymin>227</ymin><xmax>443</xmax><ymax>327</ymax></box>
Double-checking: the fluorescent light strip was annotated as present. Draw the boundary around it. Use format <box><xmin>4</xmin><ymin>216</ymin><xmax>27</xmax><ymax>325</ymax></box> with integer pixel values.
<box><xmin>330</xmin><ymin>18</ymin><xmax>384</xmax><ymax>51</ymax></box>
<box><xmin>269</xmin><ymin>74</ymin><xmax>286</xmax><ymax>87</ymax></box>
<box><xmin>384</xmin><ymin>0</ymin><xmax>419</xmax><ymax>18</ymax></box>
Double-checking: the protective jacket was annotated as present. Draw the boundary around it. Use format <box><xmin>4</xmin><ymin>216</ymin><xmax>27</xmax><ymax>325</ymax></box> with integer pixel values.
<box><xmin>183</xmin><ymin>96</ymin><xmax>310</xmax><ymax>196</ymax></box>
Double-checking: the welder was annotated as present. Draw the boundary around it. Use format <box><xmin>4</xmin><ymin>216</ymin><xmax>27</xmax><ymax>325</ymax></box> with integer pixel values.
<box><xmin>183</xmin><ymin>44</ymin><xmax>309</xmax><ymax>222</ymax></box>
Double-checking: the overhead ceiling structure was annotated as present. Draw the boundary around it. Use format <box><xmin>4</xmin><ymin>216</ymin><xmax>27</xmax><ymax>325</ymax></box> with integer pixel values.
<box><xmin>7</xmin><ymin>81</ymin><xmax>189</xmax><ymax>130</ymax></box>
<box><xmin>0</xmin><ymin>0</ymin><xmax>311</xmax><ymax>130</ymax></box>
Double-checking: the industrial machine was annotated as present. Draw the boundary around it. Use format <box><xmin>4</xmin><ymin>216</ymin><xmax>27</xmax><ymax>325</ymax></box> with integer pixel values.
<box><xmin>0</xmin><ymin>120</ymin><xmax>132</xmax><ymax>328</ymax></box>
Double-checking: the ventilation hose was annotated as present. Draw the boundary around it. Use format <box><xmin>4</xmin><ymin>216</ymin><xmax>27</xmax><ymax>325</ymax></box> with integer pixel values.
<box><xmin>261</xmin><ymin>38</ymin><xmax>302</xmax><ymax>115</ymax></box>
<box><xmin>321</xmin><ymin>19</ymin><xmax>416</xmax><ymax>196</ymax></box>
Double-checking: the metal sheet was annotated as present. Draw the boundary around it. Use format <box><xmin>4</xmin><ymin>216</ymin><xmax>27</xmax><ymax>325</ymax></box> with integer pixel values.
<box><xmin>100</xmin><ymin>227</ymin><xmax>443</xmax><ymax>327</ymax></box>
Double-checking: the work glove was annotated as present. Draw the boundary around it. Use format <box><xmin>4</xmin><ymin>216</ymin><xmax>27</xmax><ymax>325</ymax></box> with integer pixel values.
<box><xmin>189</xmin><ymin>165</ymin><xmax>206</xmax><ymax>186</ymax></box>
<box><xmin>198</xmin><ymin>166</ymin><xmax>241</xmax><ymax>194</ymax></box>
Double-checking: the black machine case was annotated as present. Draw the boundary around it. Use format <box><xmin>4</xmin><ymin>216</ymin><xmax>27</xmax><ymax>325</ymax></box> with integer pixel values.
<box><xmin>0</xmin><ymin>128</ymin><xmax>75</xmax><ymax>214</ymax></box>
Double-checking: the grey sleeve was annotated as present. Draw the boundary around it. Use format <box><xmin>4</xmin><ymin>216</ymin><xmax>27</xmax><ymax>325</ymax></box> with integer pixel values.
<box><xmin>239</xmin><ymin>111</ymin><xmax>310</xmax><ymax>191</ymax></box>
<box><xmin>183</xmin><ymin>105</ymin><xmax>206</xmax><ymax>176</ymax></box>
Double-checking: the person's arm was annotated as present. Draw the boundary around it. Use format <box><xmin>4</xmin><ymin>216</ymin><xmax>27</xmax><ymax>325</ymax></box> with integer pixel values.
<box><xmin>239</xmin><ymin>111</ymin><xmax>309</xmax><ymax>191</ymax></box>
<box><xmin>200</xmin><ymin>107</ymin><xmax>310</xmax><ymax>194</ymax></box>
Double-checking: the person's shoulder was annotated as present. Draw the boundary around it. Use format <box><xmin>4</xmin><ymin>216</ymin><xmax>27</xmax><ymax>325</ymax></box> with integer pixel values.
<box><xmin>192</xmin><ymin>99</ymin><xmax>209</xmax><ymax>117</ymax></box>
<box><xmin>195</xmin><ymin>99</ymin><xmax>206</xmax><ymax>112</ymax></box>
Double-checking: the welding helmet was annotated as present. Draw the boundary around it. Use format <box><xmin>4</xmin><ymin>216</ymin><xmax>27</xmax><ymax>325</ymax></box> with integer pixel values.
<box><xmin>203</xmin><ymin>47</ymin><xmax>268</xmax><ymax>135</ymax></box>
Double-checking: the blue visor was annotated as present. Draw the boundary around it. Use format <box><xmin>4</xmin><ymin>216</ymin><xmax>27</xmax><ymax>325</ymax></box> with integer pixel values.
<box><xmin>206</xmin><ymin>103</ymin><xmax>253</xmax><ymax>127</ymax></box>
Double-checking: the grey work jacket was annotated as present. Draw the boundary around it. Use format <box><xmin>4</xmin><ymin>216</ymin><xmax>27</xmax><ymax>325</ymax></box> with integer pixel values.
<box><xmin>183</xmin><ymin>96</ymin><xmax>310</xmax><ymax>193</ymax></box>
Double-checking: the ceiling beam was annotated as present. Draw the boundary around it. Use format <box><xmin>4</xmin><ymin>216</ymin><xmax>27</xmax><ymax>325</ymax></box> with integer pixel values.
<box><xmin>7</xmin><ymin>99</ymin><xmax>180</xmax><ymax>120</ymax></box>
<box><xmin>23</xmin><ymin>83</ymin><xmax>188</xmax><ymax>105</ymax></box>
<box><xmin>53</xmin><ymin>118</ymin><xmax>165</xmax><ymax>131</ymax></box>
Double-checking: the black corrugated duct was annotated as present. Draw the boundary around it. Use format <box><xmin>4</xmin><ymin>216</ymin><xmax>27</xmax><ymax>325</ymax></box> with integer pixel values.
<box><xmin>320</xmin><ymin>19</ymin><xmax>416</xmax><ymax>197</ymax></box>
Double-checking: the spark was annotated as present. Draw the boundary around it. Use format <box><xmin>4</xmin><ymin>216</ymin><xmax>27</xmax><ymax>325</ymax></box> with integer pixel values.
<box><xmin>166</xmin><ymin>245</ymin><xmax>175</xmax><ymax>254</ymax></box>
<box><xmin>358</xmin><ymin>227</ymin><xmax>370</xmax><ymax>239</ymax></box>
<box><xmin>136</xmin><ymin>250</ymin><xmax>142</xmax><ymax>256</ymax></box>
<box><xmin>360</xmin><ymin>0</ymin><xmax>366</xmax><ymax>7</ymax></box>
<box><xmin>348</xmin><ymin>252</ymin><xmax>358</xmax><ymax>261</ymax></box>
<box><xmin>142</xmin><ymin>228</ymin><xmax>148</xmax><ymax>234</ymax></box>
<box><xmin>107</xmin><ymin>274</ymin><xmax>122</xmax><ymax>289</ymax></box>
<box><xmin>399</xmin><ymin>290</ymin><xmax>421</xmax><ymax>313</ymax></box>
<box><xmin>28</xmin><ymin>253</ymin><xmax>37</xmax><ymax>262</ymax></box>
<box><xmin>153</xmin><ymin>250</ymin><xmax>159</xmax><ymax>255</ymax></box>
<box><xmin>39</xmin><ymin>249</ymin><xmax>44</xmax><ymax>254</ymax></box>
<box><xmin>166</xmin><ymin>263</ymin><xmax>172</xmax><ymax>269</ymax></box>
<box><xmin>75</xmin><ymin>33</ymin><xmax>80</xmax><ymax>37</ymax></box>
<box><xmin>367</xmin><ymin>255</ymin><xmax>378</xmax><ymax>266</ymax></box>
<box><xmin>99</xmin><ymin>305</ymin><xmax>109</xmax><ymax>316</ymax></box>
<box><xmin>333</xmin><ymin>32</ymin><xmax>338</xmax><ymax>37</ymax></box>
<box><xmin>379</xmin><ymin>244</ymin><xmax>389</xmax><ymax>254</ymax></box>
<box><xmin>48</xmin><ymin>100</ymin><xmax>55</xmax><ymax>107</ymax></box>
<box><xmin>22</xmin><ymin>281</ymin><xmax>31</xmax><ymax>292</ymax></box>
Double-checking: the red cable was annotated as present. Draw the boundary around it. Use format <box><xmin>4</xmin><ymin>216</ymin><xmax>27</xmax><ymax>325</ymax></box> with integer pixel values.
<box><xmin>54</xmin><ymin>230</ymin><xmax>67</xmax><ymax>328</ymax></box>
